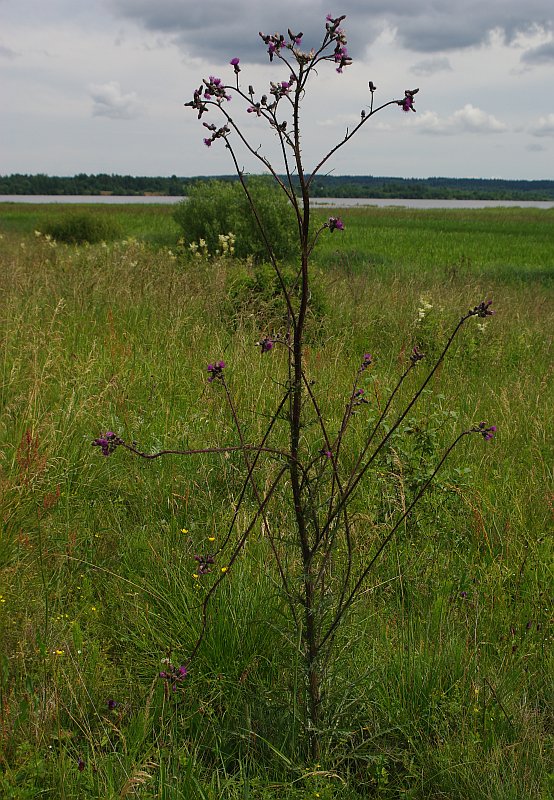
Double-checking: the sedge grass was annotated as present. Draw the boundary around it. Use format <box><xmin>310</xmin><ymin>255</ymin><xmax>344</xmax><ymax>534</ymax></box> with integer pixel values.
<box><xmin>0</xmin><ymin>205</ymin><xmax>552</xmax><ymax>798</ymax></box>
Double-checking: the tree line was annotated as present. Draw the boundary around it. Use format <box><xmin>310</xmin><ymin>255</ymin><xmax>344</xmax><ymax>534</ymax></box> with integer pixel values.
<box><xmin>1</xmin><ymin>173</ymin><xmax>553</xmax><ymax>200</ymax></box>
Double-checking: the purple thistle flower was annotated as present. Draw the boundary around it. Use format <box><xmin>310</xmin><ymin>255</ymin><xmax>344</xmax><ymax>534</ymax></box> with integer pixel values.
<box><xmin>206</xmin><ymin>360</ymin><xmax>225</xmax><ymax>382</ymax></box>
<box><xmin>257</xmin><ymin>337</ymin><xmax>274</xmax><ymax>353</ymax></box>
<box><xmin>78</xmin><ymin>758</ymin><xmax>85</xmax><ymax>772</ymax></box>
<box><xmin>92</xmin><ymin>431</ymin><xmax>121</xmax><ymax>457</ymax></box>
<box><xmin>360</xmin><ymin>353</ymin><xmax>372</xmax><ymax>371</ymax></box>
<box><xmin>470</xmin><ymin>299</ymin><xmax>495</xmax><ymax>318</ymax></box>
<box><xmin>483</xmin><ymin>425</ymin><xmax>497</xmax><ymax>441</ymax></box>
<box><xmin>475</xmin><ymin>422</ymin><xmax>497</xmax><ymax>441</ymax></box>
<box><xmin>159</xmin><ymin>660</ymin><xmax>188</xmax><ymax>692</ymax></box>
<box><xmin>328</xmin><ymin>216</ymin><xmax>344</xmax><ymax>232</ymax></box>
<box><xmin>203</xmin><ymin>138</ymin><xmax>212</xmax><ymax>147</ymax></box>
<box><xmin>259</xmin><ymin>31</ymin><xmax>285</xmax><ymax>61</ymax></box>
<box><xmin>410</xmin><ymin>346</ymin><xmax>425</xmax><ymax>365</ymax></box>
<box><xmin>230</xmin><ymin>57</ymin><xmax>240</xmax><ymax>75</ymax></box>
<box><xmin>399</xmin><ymin>88</ymin><xmax>418</xmax><ymax>113</ymax></box>
<box><xmin>194</xmin><ymin>553</ymin><xmax>215</xmax><ymax>574</ymax></box>
<box><xmin>107</xmin><ymin>698</ymin><xmax>118</xmax><ymax>710</ymax></box>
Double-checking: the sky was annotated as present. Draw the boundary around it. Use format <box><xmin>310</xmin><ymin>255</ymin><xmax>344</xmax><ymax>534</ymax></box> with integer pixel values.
<box><xmin>1</xmin><ymin>0</ymin><xmax>554</xmax><ymax>180</ymax></box>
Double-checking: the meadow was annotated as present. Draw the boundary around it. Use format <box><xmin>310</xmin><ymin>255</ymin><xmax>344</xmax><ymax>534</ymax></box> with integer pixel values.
<box><xmin>0</xmin><ymin>202</ymin><xmax>552</xmax><ymax>798</ymax></box>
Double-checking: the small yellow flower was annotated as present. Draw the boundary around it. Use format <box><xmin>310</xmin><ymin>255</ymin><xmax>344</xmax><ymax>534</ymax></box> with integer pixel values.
<box><xmin>54</xmin><ymin>649</ymin><xmax>64</xmax><ymax>656</ymax></box>
<box><xmin>91</xmin><ymin>606</ymin><xmax>97</xmax><ymax>612</ymax></box>
<box><xmin>181</xmin><ymin>528</ymin><xmax>189</xmax><ymax>534</ymax></box>
<box><xmin>220</xmin><ymin>566</ymin><xmax>228</xmax><ymax>573</ymax></box>
<box><xmin>192</xmin><ymin>573</ymin><xmax>199</xmax><ymax>579</ymax></box>
<box><xmin>208</xmin><ymin>536</ymin><xmax>215</xmax><ymax>542</ymax></box>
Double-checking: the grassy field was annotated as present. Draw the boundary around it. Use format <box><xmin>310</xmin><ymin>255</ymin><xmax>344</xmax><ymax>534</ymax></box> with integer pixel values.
<box><xmin>0</xmin><ymin>202</ymin><xmax>552</xmax><ymax>798</ymax></box>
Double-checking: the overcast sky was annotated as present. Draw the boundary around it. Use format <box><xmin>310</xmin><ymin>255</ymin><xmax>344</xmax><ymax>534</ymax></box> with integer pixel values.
<box><xmin>1</xmin><ymin>0</ymin><xmax>553</xmax><ymax>179</ymax></box>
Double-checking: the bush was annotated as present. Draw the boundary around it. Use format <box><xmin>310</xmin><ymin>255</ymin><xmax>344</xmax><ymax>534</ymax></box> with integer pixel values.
<box><xmin>173</xmin><ymin>177</ymin><xmax>297</xmax><ymax>261</ymax></box>
<box><xmin>225</xmin><ymin>261</ymin><xmax>328</xmax><ymax>337</ymax></box>
<box><xmin>42</xmin><ymin>212</ymin><xmax>122</xmax><ymax>244</ymax></box>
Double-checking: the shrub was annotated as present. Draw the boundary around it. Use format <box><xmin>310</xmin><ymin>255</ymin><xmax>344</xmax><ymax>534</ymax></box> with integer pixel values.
<box><xmin>226</xmin><ymin>261</ymin><xmax>328</xmax><ymax>335</ymax></box>
<box><xmin>42</xmin><ymin>212</ymin><xmax>122</xmax><ymax>244</ymax></box>
<box><xmin>173</xmin><ymin>176</ymin><xmax>297</xmax><ymax>261</ymax></box>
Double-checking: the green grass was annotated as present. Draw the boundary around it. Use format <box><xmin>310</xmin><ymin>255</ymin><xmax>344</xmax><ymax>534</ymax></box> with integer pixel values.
<box><xmin>0</xmin><ymin>204</ymin><xmax>552</xmax><ymax>798</ymax></box>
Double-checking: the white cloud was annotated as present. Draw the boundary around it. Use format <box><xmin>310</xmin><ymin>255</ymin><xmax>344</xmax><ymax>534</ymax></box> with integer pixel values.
<box><xmin>0</xmin><ymin>42</ymin><xmax>19</xmax><ymax>59</ymax></box>
<box><xmin>107</xmin><ymin>0</ymin><xmax>554</xmax><ymax>59</ymax></box>
<box><xmin>89</xmin><ymin>81</ymin><xmax>144</xmax><ymax>120</ymax></box>
<box><xmin>415</xmin><ymin>104</ymin><xmax>508</xmax><ymax>135</ymax></box>
<box><xmin>530</xmin><ymin>113</ymin><xmax>554</xmax><ymax>137</ymax></box>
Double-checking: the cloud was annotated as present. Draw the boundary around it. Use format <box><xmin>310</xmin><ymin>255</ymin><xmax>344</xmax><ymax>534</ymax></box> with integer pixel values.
<box><xmin>0</xmin><ymin>42</ymin><xmax>19</xmax><ymax>59</ymax></box>
<box><xmin>107</xmin><ymin>0</ymin><xmax>554</xmax><ymax>59</ymax></box>
<box><xmin>415</xmin><ymin>104</ymin><xmax>508</xmax><ymax>135</ymax></box>
<box><xmin>411</xmin><ymin>56</ymin><xmax>452</xmax><ymax>76</ymax></box>
<box><xmin>529</xmin><ymin>113</ymin><xmax>554</xmax><ymax>137</ymax></box>
<box><xmin>89</xmin><ymin>81</ymin><xmax>145</xmax><ymax>120</ymax></box>
<box><xmin>526</xmin><ymin>142</ymin><xmax>546</xmax><ymax>151</ymax></box>
<box><xmin>520</xmin><ymin>40</ymin><xmax>554</xmax><ymax>65</ymax></box>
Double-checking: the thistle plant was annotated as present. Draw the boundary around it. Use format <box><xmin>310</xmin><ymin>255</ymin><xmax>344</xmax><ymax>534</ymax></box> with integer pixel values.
<box><xmin>94</xmin><ymin>14</ymin><xmax>496</xmax><ymax>760</ymax></box>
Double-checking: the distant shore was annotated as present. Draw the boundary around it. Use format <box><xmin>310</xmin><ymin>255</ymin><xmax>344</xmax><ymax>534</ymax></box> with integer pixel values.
<box><xmin>2</xmin><ymin>195</ymin><xmax>554</xmax><ymax>210</ymax></box>
<box><xmin>2</xmin><ymin>173</ymin><xmax>553</xmax><ymax>201</ymax></box>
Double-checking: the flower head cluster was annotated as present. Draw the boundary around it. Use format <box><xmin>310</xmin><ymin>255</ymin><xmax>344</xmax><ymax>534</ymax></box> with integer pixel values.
<box><xmin>475</xmin><ymin>422</ymin><xmax>497</xmax><ymax>441</ymax></box>
<box><xmin>185</xmin><ymin>77</ymin><xmax>231</xmax><ymax>129</ymax></box>
<box><xmin>325</xmin><ymin>14</ymin><xmax>351</xmax><ymax>72</ymax></box>
<box><xmin>217</xmin><ymin>232</ymin><xmax>235</xmax><ymax>256</ymax></box>
<box><xmin>194</xmin><ymin>553</ymin><xmax>215</xmax><ymax>575</ymax></box>
<box><xmin>359</xmin><ymin>353</ymin><xmax>373</xmax><ymax>372</ymax></box>
<box><xmin>257</xmin><ymin>337</ymin><xmax>274</xmax><ymax>353</ymax></box>
<box><xmin>288</xmin><ymin>28</ymin><xmax>303</xmax><ymax>46</ymax></box>
<box><xmin>469</xmin><ymin>299</ymin><xmax>495</xmax><ymax>318</ymax></box>
<box><xmin>417</xmin><ymin>297</ymin><xmax>433</xmax><ymax>322</ymax></box>
<box><xmin>327</xmin><ymin>216</ymin><xmax>345</xmax><ymax>232</ymax></box>
<box><xmin>259</xmin><ymin>31</ymin><xmax>286</xmax><ymax>61</ymax></box>
<box><xmin>203</xmin><ymin>76</ymin><xmax>231</xmax><ymax>103</ymax></box>
<box><xmin>185</xmin><ymin>85</ymin><xmax>209</xmax><ymax>119</ymax></box>
<box><xmin>352</xmin><ymin>388</ymin><xmax>368</xmax><ymax>407</ymax></box>
<box><xmin>202</xmin><ymin>121</ymin><xmax>231</xmax><ymax>147</ymax></box>
<box><xmin>159</xmin><ymin>659</ymin><xmax>188</xmax><ymax>691</ymax></box>
<box><xmin>410</xmin><ymin>346</ymin><xmax>425</xmax><ymax>365</ymax></box>
<box><xmin>207</xmin><ymin>360</ymin><xmax>225</xmax><ymax>382</ymax></box>
<box><xmin>92</xmin><ymin>431</ymin><xmax>121</xmax><ymax>457</ymax></box>
<box><xmin>399</xmin><ymin>88</ymin><xmax>418</xmax><ymax>112</ymax></box>
<box><xmin>270</xmin><ymin>77</ymin><xmax>296</xmax><ymax>100</ymax></box>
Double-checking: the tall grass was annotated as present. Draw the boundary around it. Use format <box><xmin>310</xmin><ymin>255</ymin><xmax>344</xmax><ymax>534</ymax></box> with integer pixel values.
<box><xmin>0</xmin><ymin>205</ymin><xmax>552</xmax><ymax>798</ymax></box>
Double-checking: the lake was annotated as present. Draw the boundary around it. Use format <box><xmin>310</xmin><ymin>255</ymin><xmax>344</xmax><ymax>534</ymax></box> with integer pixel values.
<box><xmin>1</xmin><ymin>195</ymin><xmax>553</xmax><ymax>210</ymax></box>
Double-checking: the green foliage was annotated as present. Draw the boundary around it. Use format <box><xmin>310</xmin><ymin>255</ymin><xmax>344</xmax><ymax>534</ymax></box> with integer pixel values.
<box><xmin>173</xmin><ymin>177</ymin><xmax>297</xmax><ymax>261</ymax></box>
<box><xmin>225</xmin><ymin>261</ymin><xmax>327</xmax><ymax>333</ymax></box>
<box><xmin>42</xmin><ymin>212</ymin><xmax>122</xmax><ymax>244</ymax></box>
<box><xmin>0</xmin><ymin>206</ymin><xmax>552</xmax><ymax>798</ymax></box>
